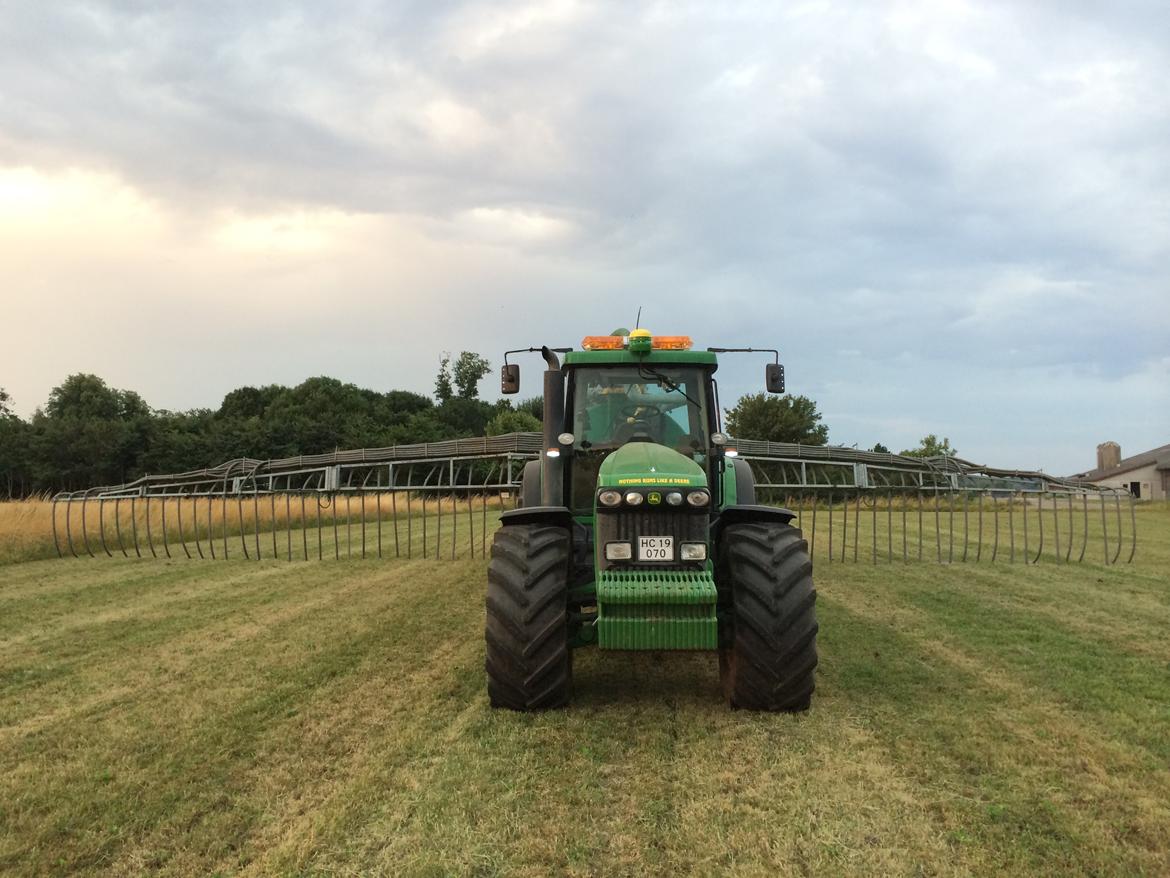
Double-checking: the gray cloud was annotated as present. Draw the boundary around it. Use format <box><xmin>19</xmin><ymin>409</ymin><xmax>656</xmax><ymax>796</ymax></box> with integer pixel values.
<box><xmin>0</xmin><ymin>0</ymin><xmax>1167</xmax><ymax>474</ymax></box>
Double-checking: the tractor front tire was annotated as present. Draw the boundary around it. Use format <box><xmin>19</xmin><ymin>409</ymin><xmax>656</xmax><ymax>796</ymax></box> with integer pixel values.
<box><xmin>718</xmin><ymin>522</ymin><xmax>818</xmax><ymax>711</ymax></box>
<box><xmin>485</xmin><ymin>524</ymin><xmax>572</xmax><ymax>710</ymax></box>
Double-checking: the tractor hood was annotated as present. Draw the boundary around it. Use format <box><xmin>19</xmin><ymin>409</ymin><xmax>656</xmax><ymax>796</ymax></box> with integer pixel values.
<box><xmin>597</xmin><ymin>442</ymin><xmax>707</xmax><ymax>489</ymax></box>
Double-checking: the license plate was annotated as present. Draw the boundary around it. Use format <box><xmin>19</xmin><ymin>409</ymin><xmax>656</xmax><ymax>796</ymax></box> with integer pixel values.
<box><xmin>638</xmin><ymin>536</ymin><xmax>673</xmax><ymax>561</ymax></box>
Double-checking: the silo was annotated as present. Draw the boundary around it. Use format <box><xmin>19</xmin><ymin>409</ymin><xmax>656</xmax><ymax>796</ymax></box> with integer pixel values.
<box><xmin>1096</xmin><ymin>441</ymin><xmax>1121</xmax><ymax>471</ymax></box>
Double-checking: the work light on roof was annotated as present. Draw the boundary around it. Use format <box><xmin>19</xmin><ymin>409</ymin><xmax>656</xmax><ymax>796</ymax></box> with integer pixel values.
<box><xmin>579</xmin><ymin>331</ymin><xmax>693</xmax><ymax>351</ymax></box>
<box><xmin>581</xmin><ymin>335</ymin><xmax>626</xmax><ymax>350</ymax></box>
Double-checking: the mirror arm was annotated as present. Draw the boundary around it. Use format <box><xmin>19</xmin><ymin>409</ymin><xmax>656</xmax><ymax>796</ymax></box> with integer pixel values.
<box><xmin>504</xmin><ymin>346</ymin><xmax>571</xmax><ymax>366</ymax></box>
<box><xmin>707</xmin><ymin>347</ymin><xmax>785</xmax><ymax>393</ymax></box>
<box><xmin>504</xmin><ymin>347</ymin><xmax>538</xmax><ymax>367</ymax></box>
<box><xmin>706</xmin><ymin>346</ymin><xmax>780</xmax><ymax>364</ymax></box>
<box><xmin>501</xmin><ymin>346</ymin><xmax>573</xmax><ymax>395</ymax></box>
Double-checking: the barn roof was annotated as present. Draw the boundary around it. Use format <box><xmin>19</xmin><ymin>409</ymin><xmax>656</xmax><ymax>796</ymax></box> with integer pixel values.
<box><xmin>1070</xmin><ymin>442</ymin><xmax>1170</xmax><ymax>481</ymax></box>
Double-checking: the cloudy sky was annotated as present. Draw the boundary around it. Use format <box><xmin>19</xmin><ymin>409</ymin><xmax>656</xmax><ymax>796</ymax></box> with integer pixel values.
<box><xmin>1</xmin><ymin>0</ymin><xmax>1166</xmax><ymax>474</ymax></box>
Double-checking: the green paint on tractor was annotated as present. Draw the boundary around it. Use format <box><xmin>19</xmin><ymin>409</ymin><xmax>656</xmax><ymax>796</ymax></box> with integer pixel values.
<box><xmin>597</xmin><ymin>442</ymin><xmax>706</xmax><ymax>488</ymax></box>
<box><xmin>594</xmin><ymin>442</ymin><xmax>715</xmax><ymax>650</ymax></box>
<box><xmin>485</xmin><ymin>329</ymin><xmax>818</xmax><ymax>712</ymax></box>
<box><xmin>596</xmin><ymin>569</ymin><xmax>718</xmax><ymax>649</ymax></box>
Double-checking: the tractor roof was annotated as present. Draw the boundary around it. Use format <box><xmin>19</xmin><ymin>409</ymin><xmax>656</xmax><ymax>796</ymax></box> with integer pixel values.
<box><xmin>565</xmin><ymin>330</ymin><xmax>718</xmax><ymax>367</ymax></box>
<box><xmin>563</xmin><ymin>349</ymin><xmax>718</xmax><ymax>367</ymax></box>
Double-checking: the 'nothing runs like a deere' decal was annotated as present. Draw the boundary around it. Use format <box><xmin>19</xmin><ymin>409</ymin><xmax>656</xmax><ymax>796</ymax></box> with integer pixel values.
<box><xmin>616</xmin><ymin>476</ymin><xmax>699</xmax><ymax>486</ymax></box>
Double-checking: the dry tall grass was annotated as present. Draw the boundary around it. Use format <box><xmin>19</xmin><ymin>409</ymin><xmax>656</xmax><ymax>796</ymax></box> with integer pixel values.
<box><xmin>0</xmin><ymin>498</ymin><xmax>59</xmax><ymax>565</ymax></box>
<box><xmin>0</xmin><ymin>493</ymin><xmax>517</xmax><ymax>564</ymax></box>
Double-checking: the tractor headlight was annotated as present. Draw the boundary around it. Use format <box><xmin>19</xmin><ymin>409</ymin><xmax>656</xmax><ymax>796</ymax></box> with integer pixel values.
<box><xmin>624</xmin><ymin>491</ymin><xmax>644</xmax><ymax>506</ymax></box>
<box><xmin>665</xmin><ymin>491</ymin><xmax>683</xmax><ymax>506</ymax></box>
<box><xmin>680</xmin><ymin>542</ymin><xmax>707</xmax><ymax>562</ymax></box>
<box><xmin>598</xmin><ymin>490</ymin><xmax>622</xmax><ymax>507</ymax></box>
<box><xmin>686</xmin><ymin>490</ymin><xmax>710</xmax><ymax>507</ymax></box>
<box><xmin>605</xmin><ymin>541</ymin><xmax>633</xmax><ymax>561</ymax></box>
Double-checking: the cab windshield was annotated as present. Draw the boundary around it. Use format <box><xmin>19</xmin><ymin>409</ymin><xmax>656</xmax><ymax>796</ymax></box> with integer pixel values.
<box><xmin>567</xmin><ymin>365</ymin><xmax>711</xmax><ymax>510</ymax></box>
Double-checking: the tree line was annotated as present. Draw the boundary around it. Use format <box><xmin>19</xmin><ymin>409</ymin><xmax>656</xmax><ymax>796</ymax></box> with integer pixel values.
<box><xmin>0</xmin><ymin>353</ymin><xmax>540</xmax><ymax>496</ymax></box>
<box><xmin>0</xmin><ymin>357</ymin><xmax>948</xmax><ymax>498</ymax></box>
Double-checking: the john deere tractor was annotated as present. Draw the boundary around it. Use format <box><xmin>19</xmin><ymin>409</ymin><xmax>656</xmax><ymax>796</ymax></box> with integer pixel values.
<box><xmin>487</xmin><ymin>329</ymin><xmax>817</xmax><ymax>711</ymax></box>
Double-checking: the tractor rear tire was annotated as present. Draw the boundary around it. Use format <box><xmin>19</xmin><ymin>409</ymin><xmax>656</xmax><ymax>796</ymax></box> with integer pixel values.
<box><xmin>718</xmin><ymin>522</ymin><xmax>818</xmax><ymax>711</ymax></box>
<box><xmin>485</xmin><ymin>524</ymin><xmax>572</xmax><ymax>710</ymax></box>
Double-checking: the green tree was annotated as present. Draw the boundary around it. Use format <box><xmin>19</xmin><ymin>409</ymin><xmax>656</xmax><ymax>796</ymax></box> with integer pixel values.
<box><xmin>203</xmin><ymin>413</ymin><xmax>270</xmax><ymax>466</ymax></box>
<box><xmin>0</xmin><ymin>387</ymin><xmax>23</xmax><ymax>495</ymax></box>
<box><xmin>29</xmin><ymin>413</ymin><xmax>143</xmax><ymax>490</ymax></box>
<box><xmin>452</xmin><ymin>351</ymin><xmax>491</xmax><ymax>399</ymax></box>
<box><xmin>724</xmin><ymin>393</ymin><xmax>829</xmax><ymax>445</ymax></box>
<box><xmin>261</xmin><ymin>377</ymin><xmax>387</xmax><ymax>455</ymax></box>
<box><xmin>136</xmin><ymin>410</ymin><xmax>216</xmax><ymax>475</ymax></box>
<box><xmin>31</xmin><ymin>374</ymin><xmax>153</xmax><ymax>490</ymax></box>
<box><xmin>0</xmin><ymin>415</ymin><xmax>30</xmax><ymax>497</ymax></box>
<box><xmin>45</xmin><ymin>373</ymin><xmax>149</xmax><ymax>421</ymax></box>
<box><xmin>383</xmin><ymin>390</ymin><xmax>433</xmax><ymax>416</ymax></box>
<box><xmin>436</xmin><ymin>397</ymin><xmax>496</xmax><ymax>437</ymax></box>
<box><xmin>486</xmin><ymin>409</ymin><xmax>542</xmax><ymax>436</ymax></box>
<box><xmin>217</xmin><ymin>385</ymin><xmax>284</xmax><ymax>419</ymax></box>
<box><xmin>369</xmin><ymin>390</ymin><xmax>434</xmax><ymax>444</ymax></box>
<box><xmin>434</xmin><ymin>354</ymin><xmax>454</xmax><ymax>403</ymax></box>
<box><xmin>516</xmin><ymin>395</ymin><xmax>544</xmax><ymax>421</ymax></box>
<box><xmin>396</xmin><ymin>410</ymin><xmax>449</xmax><ymax>444</ymax></box>
<box><xmin>871</xmin><ymin>442</ymin><xmax>890</xmax><ymax>454</ymax></box>
<box><xmin>900</xmin><ymin>434</ymin><xmax>957</xmax><ymax>458</ymax></box>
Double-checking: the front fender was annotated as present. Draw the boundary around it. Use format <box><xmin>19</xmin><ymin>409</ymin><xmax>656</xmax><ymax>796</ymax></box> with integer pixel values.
<box><xmin>499</xmin><ymin>506</ymin><xmax>574</xmax><ymax>529</ymax></box>
<box><xmin>712</xmin><ymin>504</ymin><xmax>797</xmax><ymax>545</ymax></box>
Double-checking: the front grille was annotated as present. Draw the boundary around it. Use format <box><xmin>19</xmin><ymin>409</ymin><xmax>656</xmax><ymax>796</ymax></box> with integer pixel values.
<box><xmin>597</xmin><ymin>508</ymin><xmax>708</xmax><ymax>570</ymax></box>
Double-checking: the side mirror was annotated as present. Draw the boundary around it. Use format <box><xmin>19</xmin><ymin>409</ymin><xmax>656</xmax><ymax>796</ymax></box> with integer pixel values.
<box><xmin>501</xmin><ymin>364</ymin><xmax>520</xmax><ymax>394</ymax></box>
<box><xmin>766</xmin><ymin>363</ymin><xmax>785</xmax><ymax>394</ymax></box>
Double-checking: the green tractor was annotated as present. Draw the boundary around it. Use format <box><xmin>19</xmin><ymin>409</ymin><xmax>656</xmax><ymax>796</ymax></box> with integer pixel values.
<box><xmin>487</xmin><ymin>329</ymin><xmax>817</xmax><ymax>711</ymax></box>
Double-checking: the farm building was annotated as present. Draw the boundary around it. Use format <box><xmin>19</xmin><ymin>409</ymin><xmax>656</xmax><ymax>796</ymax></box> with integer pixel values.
<box><xmin>1070</xmin><ymin>441</ymin><xmax>1170</xmax><ymax>500</ymax></box>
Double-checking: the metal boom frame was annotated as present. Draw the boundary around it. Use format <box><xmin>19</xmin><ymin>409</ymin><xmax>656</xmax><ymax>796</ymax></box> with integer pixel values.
<box><xmin>51</xmin><ymin>433</ymin><xmax>1137</xmax><ymax>564</ymax></box>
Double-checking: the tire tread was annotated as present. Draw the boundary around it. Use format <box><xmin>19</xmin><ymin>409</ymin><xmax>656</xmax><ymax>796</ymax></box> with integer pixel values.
<box><xmin>718</xmin><ymin>522</ymin><xmax>818</xmax><ymax>711</ymax></box>
<box><xmin>485</xmin><ymin>524</ymin><xmax>572</xmax><ymax>710</ymax></box>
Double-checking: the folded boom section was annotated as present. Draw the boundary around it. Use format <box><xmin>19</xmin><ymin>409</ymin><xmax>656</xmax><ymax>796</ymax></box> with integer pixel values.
<box><xmin>50</xmin><ymin>432</ymin><xmax>1136</xmax><ymax>564</ymax></box>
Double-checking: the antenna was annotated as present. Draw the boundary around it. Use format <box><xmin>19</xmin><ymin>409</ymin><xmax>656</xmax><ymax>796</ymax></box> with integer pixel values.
<box><xmin>634</xmin><ymin>306</ymin><xmax>642</xmax><ymax>329</ymax></box>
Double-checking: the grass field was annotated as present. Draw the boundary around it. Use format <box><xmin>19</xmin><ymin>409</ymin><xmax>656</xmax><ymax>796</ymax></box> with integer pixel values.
<box><xmin>1</xmin><ymin>505</ymin><xmax>1168</xmax><ymax>875</ymax></box>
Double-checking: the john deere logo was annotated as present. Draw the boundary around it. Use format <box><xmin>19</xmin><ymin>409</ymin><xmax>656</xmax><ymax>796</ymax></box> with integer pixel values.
<box><xmin>647</xmin><ymin>491</ymin><xmax>662</xmax><ymax>505</ymax></box>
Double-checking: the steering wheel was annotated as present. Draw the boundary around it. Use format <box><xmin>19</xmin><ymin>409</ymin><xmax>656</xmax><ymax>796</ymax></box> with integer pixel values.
<box><xmin>614</xmin><ymin>403</ymin><xmax>662</xmax><ymax>443</ymax></box>
<box><xmin>620</xmin><ymin>403</ymin><xmax>662</xmax><ymax>419</ymax></box>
